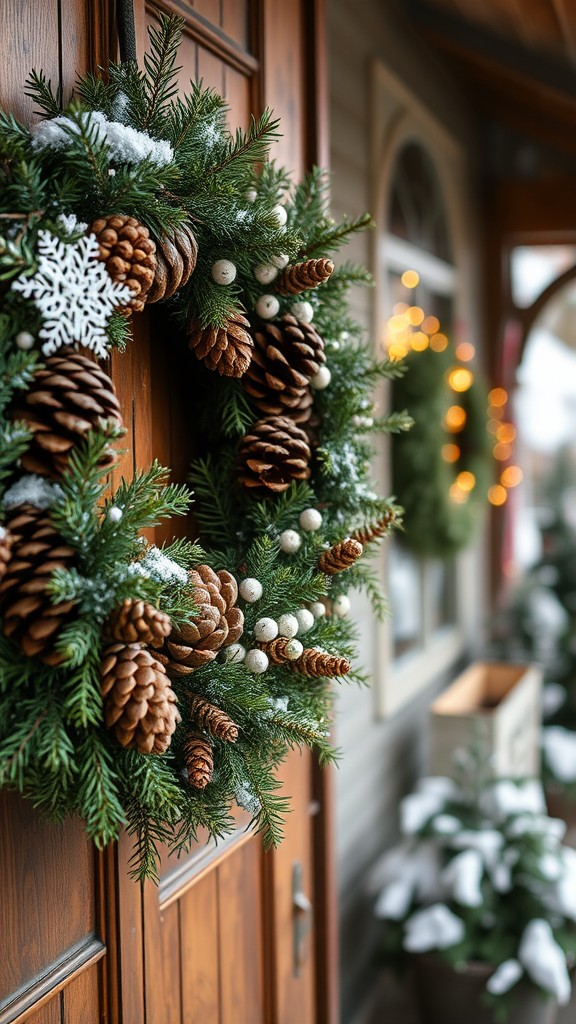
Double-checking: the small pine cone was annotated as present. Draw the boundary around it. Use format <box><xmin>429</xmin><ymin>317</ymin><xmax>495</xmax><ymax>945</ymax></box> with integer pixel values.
<box><xmin>104</xmin><ymin>598</ymin><xmax>172</xmax><ymax>646</ymax></box>
<box><xmin>275</xmin><ymin>258</ymin><xmax>334</xmax><ymax>296</ymax></box>
<box><xmin>156</xmin><ymin>566</ymin><xmax>244</xmax><ymax>676</ymax></box>
<box><xmin>91</xmin><ymin>215</ymin><xmax>157</xmax><ymax>312</ymax></box>
<box><xmin>243</xmin><ymin>314</ymin><xmax>325</xmax><ymax>423</ymax></box>
<box><xmin>12</xmin><ymin>349</ymin><xmax>123</xmax><ymax>479</ymax></box>
<box><xmin>317</xmin><ymin>538</ymin><xmax>363</xmax><ymax>575</ymax></box>
<box><xmin>292</xmin><ymin>648</ymin><xmax>351</xmax><ymax>678</ymax></box>
<box><xmin>147</xmin><ymin>223</ymin><xmax>198</xmax><ymax>303</ymax></box>
<box><xmin>101</xmin><ymin>643</ymin><xmax>181</xmax><ymax>754</ymax></box>
<box><xmin>0</xmin><ymin>503</ymin><xmax>77</xmax><ymax>665</ymax></box>
<box><xmin>258</xmin><ymin>637</ymin><xmax>297</xmax><ymax>665</ymax></box>
<box><xmin>184</xmin><ymin>731</ymin><xmax>214</xmax><ymax>789</ymax></box>
<box><xmin>351</xmin><ymin>509</ymin><xmax>398</xmax><ymax>547</ymax></box>
<box><xmin>0</xmin><ymin>527</ymin><xmax>14</xmax><ymax>582</ymax></box>
<box><xmin>189</xmin><ymin>694</ymin><xmax>239</xmax><ymax>742</ymax></box>
<box><xmin>188</xmin><ymin>312</ymin><xmax>253</xmax><ymax>378</ymax></box>
<box><xmin>238</xmin><ymin>416</ymin><xmax>311</xmax><ymax>495</ymax></box>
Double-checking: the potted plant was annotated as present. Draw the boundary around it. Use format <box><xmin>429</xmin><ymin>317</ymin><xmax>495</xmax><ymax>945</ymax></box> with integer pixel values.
<box><xmin>374</xmin><ymin>766</ymin><xmax>576</xmax><ymax>1023</ymax></box>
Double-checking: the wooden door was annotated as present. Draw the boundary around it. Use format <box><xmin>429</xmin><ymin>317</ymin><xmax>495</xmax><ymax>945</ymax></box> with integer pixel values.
<box><xmin>0</xmin><ymin>2</ymin><xmax>337</xmax><ymax>1023</ymax></box>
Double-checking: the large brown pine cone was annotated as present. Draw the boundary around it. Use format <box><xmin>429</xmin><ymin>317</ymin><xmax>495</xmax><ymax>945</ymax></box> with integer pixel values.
<box><xmin>104</xmin><ymin>598</ymin><xmax>172</xmax><ymax>646</ymax></box>
<box><xmin>101</xmin><ymin>643</ymin><xmax>181</xmax><ymax>754</ymax></box>
<box><xmin>0</xmin><ymin>503</ymin><xmax>77</xmax><ymax>665</ymax></box>
<box><xmin>238</xmin><ymin>416</ymin><xmax>311</xmax><ymax>495</ymax></box>
<box><xmin>92</xmin><ymin>215</ymin><xmax>157</xmax><ymax>313</ymax></box>
<box><xmin>243</xmin><ymin>314</ymin><xmax>325</xmax><ymax>423</ymax></box>
<box><xmin>12</xmin><ymin>349</ymin><xmax>123</xmax><ymax>479</ymax></box>
<box><xmin>147</xmin><ymin>223</ymin><xmax>198</xmax><ymax>303</ymax></box>
<box><xmin>188</xmin><ymin>312</ymin><xmax>253</xmax><ymax>378</ymax></box>
<box><xmin>156</xmin><ymin>566</ymin><xmax>244</xmax><ymax>676</ymax></box>
<box><xmin>275</xmin><ymin>258</ymin><xmax>334</xmax><ymax>296</ymax></box>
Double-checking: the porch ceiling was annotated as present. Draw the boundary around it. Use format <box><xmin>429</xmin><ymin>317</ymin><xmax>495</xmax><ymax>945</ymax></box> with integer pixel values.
<box><xmin>407</xmin><ymin>0</ymin><xmax>576</xmax><ymax>159</ymax></box>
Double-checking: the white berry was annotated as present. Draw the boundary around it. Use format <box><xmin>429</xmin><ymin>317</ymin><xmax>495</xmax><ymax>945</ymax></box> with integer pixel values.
<box><xmin>309</xmin><ymin>601</ymin><xmax>326</xmax><ymax>619</ymax></box>
<box><xmin>108</xmin><ymin>506</ymin><xmax>123</xmax><ymax>523</ymax></box>
<box><xmin>272</xmin><ymin>253</ymin><xmax>289</xmax><ymax>269</ymax></box>
<box><xmin>245</xmin><ymin>188</ymin><xmax>257</xmax><ymax>203</ymax></box>
<box><xmin>245</xmin><ymin>648</ymin><xmax>269</xmax><ymax>673</ymax></box>
<box><xmin>254</xmin><ymin>263</ymin><xmax>278</xmax><ymax>284</ymax></box>
<box><xmin>255</xmin><ymin>294</ymin><xmax>280</xmax><ymax>319</ymax></box>
<box><xmin>279</xmin><ymin>529</ymin><xmax>302</xmax><ymax>553</ymax></box>
<box><xmin>295</xmin><ymin>608</ymin><xmax>314</xmax><ymax>634</ymax></box>
<box><xmin>292</xmin><ymin>300</ymin><xmax>314</xmax><ymax>323</ymax></box>
<box><xmin>299</xmin><ymin>508</ymin><xmax>322</xmax><ymax>532</ymax></box>
<box><xmin>16</xmin><ymin>331</ymin><xmax>35</xmax><ymax>350</ymax></box>
<box><xmin>277</xmin><ymin>613</ymin><xmax>299</xmax><ymax>638</ymax></box>
<box><xmin>225</xmin><ymin>643</ymin><xmax>246</xmax><ymax>664</ymax></box>
<box><xmin>272</xmin><ymin>204</ymin><xmax>288</xmax><ymax>227</ymax></box>
<box><xmin>333</xmin><ymin>594</ymin><xmax>351</xmax><ymax>617</ymax></box>
<box><xmin>284</xmin><ymin>638</ymin><xmax>304</xmax><ymax>660</ymax></box>
<box><xmin>310</xmin><ymin>366</ymin><xmax>332</xmax><ymax>390</ymax></box>
<box><xmin>211</xmin><ymin>259</ymin><xmax>237</xmax><ymax>285</ymax></box>
<box><xmin>239</xmin><ymin>577</ymin><xmax>263</xmax><ymax>602</ymax></box>
<box><xmin>254</xmin><ymin>617</ymin><xmax>279</xmax><ymax>642</ymax></box>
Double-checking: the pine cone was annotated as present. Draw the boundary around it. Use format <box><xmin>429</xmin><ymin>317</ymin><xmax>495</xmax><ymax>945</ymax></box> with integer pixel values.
<box><xmin>12</xmin><ymin>349</ymin><xmax>123</xmax><ymax>479</ymax></box>
<box><xmin>317</xmin><ymin>538</ymin><xmax>363</xmax><ymax>575</ymax></box>
<box><xmin>275</xmin><ymin>258</ymin><xmax>334</xmax><ymax>296</ymax></box>
<box><xmin>243</xmin><ymin>314</ymin><xmax>325</xmax><ymax>423</ymax></box>
<box><xmin>156</xmin><ymin>566</ymin><xmax>244</xmax><ymax>676</ymax></box>
<box><xmin>292</xmin><ymin>648</ymin><xmax>351</xmax><ymax>677</ymax></box>
<box><xmin>0</xmin><ymin>527</ymin><xmax>14</xmax><ymax>582</ymax></box>
<box><xmin>147</xmin><ymin>223</ymin><xmax>198</xmax><ymax>303</ymax></box>
<box><xmin>91</xmin><ymin>215</ymin><xmax>157</xmax><ymax>313</ymax></box>
<box><xmin>0</xmin><ymin>503</ymin><xmax>77</xmax><ymax>665</ymax></box>
<box><xmin>101</xmin><ymin>643</ymin><xmax>181</xmax><ymax>754</ymax></box>
<box><xmin>188</xmin><ymin>312</ymin><xmax>253</xmax><ymax>378</ymax></box>
<box><xmin>189</xmin><ymin>694</ymin><xmax>238</xmax><ymax>742</ymax></box>
<box><xmin>238</xmin><ymin>416</ymin><xmax>311</xmax><ymax>495</ymax></box>
<box><xmin>351</xmin><ymin>509</ymin><xmax>398</xmax><ymax>547</ymax></box>
<box><xmin>104</xmin><ymin>598</ymin><xmax>172</xmax><ymax>646</ymax></box>
<box><xmin>184</xmin><ymin>731</ymin><xmax>214</xmax><ymax>789</ymax></box>
<box><xmin>258</xmin><ymin>636</ymin><xmax>298</xmax><ymax>664</ymax></box>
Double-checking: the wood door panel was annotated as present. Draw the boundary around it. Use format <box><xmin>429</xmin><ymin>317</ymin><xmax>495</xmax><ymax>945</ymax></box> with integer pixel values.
<box><xmin>22</xmin><ymin>997</ymin><xmax>61</xmax><ymax>1024</ymax></box>
<box><xmin>145</xmin><ymin>898</ymin><xmax>183</xmax><ymax>1024</ymax></box>
<box><xmin>0</xmin><ymin>1</ymin><xmax>60</xmax><ymax>121</ymax></box>
<box><xmin>218</xmin><ymin>839</ymin><xmax>265</xmax><ymax>1024</ymax></box>
<box><xmin>180</xmin><ymin>872</ymin><xmax>220</xmax><ymax>1024</ymax></box>
<box><xmin>61</xmin><ymin>964</ymin><xmax>101</xmax><ymax>1024</ymax></box>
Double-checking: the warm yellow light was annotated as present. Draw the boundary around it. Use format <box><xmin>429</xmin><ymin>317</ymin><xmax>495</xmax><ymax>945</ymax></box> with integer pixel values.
<box><xmin>393</xmin><ymin>302</ymin><xmax>409</xmax><ymax>315</ymax></box>
<box><xmin>448</xmin><ymin>367</ymin><xmax>474</xmax><ymax>393</ymax></box>
<box><xmin>389</xmin><ymin>342</ymin><xmax>409</xmax><ymax>361</ymax></box>
<box><xmin>444</xmin><ymin>405</ymin><xmax>467</xmax><ymax>432</ymax></box>
<box><xmin>488</xmin><ymin>387</ymin><xmax>508</xmax><ymax>407</ymax></box>
<box><xmin>422</xmin><ymin>315</ymin><xmax>440</xmax><ymax>335</ymax></box>
<box><xmin>407</xmin><ymin>305</ymin><xmax>425</xmax><ymax>326</ymax></box>
<box><xmin>488</xmin><ymin>405</ymin><xmax>504</xmax><ymax>420</ymax></box>
<box><xmin>496</xmin><ymin>423</ymin><xmax>516</xmax><ymax>444</ymax></box>
<box><xmin>442</xmin><ymin>444</ymin><xmax>461</xmax><ymax>463</ymax></box>
<box><xmin>388</xmin><ymin>313</ymin><xmax>409</xmax><ymax>333</ymax></box>
<box><xmin>456</xmin><ymin>470</ymin><xmax>476</xmax><ymax>492</ymax></box>
<box><xmin>449</xmin><ymin>482</ymin><xmax>469</xmax><ymax>504</ymax></box>
<box><xmin>487</xmin><ymin>419</ymin><xmax>501</xmax><ymax>436</ymax></box>
<box><xmin>501</xmin><ymin>465</ymin><xmax>523</xmax><ymax>488</ymax></box>
<box><xmin>401</xmin><ymin>270</ymin><xmax>420</xmax><ymax>289</ymax></box>
<box><xmin>430</xmin><ymin>332</ymin><xmax>448</xmax><ymax>352</ymax></box>
<box><xmin>493</xmin><ymin>442</ymin><xmax>513</xmax><ymax>461</ymax></box>
<box><xmin>488</xmin><ymin>485</ymin><xmax>508</xmax><ymax>506</ymax></box>
<box><xmin>455</xmin><ymin>342</ymin><xmax>475</xmax><ymax>362</ymax></box>
<box><xmin>411</xmin><ymin>331</ymin><xmax>429</xmax><ymax>351</ymax></box>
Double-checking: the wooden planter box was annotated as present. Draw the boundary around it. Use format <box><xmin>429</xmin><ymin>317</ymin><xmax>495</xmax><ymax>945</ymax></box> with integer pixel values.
<box><xmin>429</xmin><ymin>662</ymin><xmax>542</xmax><ymax>779</ymax></box>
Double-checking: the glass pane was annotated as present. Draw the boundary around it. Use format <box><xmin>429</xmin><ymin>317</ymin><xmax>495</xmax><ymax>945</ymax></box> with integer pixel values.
<box><xmin>510</xmin><ymin>245</ymin><xmax>576</xmax><ymax>308</ymax></box>
<box><xmin>428</xmin><ymin>559</ymin><xmax>457</xmax><ymax>631</ymax></box>
<box><xmin>388</xmin><ymin>142</ymin><xmax>452</xmax><ymax>261</ymax></box>
<box><xmin>388</xmin><ymin>540</ymin><xmax>423</xmax><ymax>658</ymax></box>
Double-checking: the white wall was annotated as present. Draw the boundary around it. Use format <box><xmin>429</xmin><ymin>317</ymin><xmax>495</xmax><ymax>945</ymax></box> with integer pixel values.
<box><xmin>325</xmin><ymin>2</ymin><xmax>486</xmax><ymax>1017</ymax></box>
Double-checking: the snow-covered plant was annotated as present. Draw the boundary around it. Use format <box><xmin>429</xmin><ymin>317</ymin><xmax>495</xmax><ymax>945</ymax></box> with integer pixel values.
<box><xmin>374</xmin><ymin>772</ymin><xmax>576</xmax><ymax>1017</ymax></box>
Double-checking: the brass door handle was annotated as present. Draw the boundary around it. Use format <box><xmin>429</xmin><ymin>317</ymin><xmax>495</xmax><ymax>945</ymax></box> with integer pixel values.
<box><xmin>292</xmin><ymin>861</ymin><xmax>313</xmax><ymax>977</ymax></box>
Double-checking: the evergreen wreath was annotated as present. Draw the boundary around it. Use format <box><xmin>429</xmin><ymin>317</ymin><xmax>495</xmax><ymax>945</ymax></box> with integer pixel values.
<box><xmin>391</xmin><ymin>342</ymin><xmax>491</xmax><ymax>558</ymax></box>
<box><xmin>0</xmin><ymin>15</ymin><xmax>410</xmax><ymax>880</ymax></box>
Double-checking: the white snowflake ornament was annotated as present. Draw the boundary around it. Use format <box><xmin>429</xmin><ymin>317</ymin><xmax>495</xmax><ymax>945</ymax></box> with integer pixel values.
<box><xmin>12</xmin><ymin>231</ymin><xmax>132</xmax><ymax>359</ymax></box>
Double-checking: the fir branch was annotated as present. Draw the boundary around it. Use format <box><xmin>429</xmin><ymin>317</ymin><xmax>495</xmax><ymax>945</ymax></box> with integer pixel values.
<box><xmin>24</xmin><ymin>69</ymin><xmax>63</xmax><ymax>117</ymax></box>
<box><xmin>141</xmin><ymin>14</ymin><xmax>184</xmax><ymax>132</ymax></box>
<box><xmin>300</xmin><ymin>212</ymin><xmax>374</xmax><ymax>258</ymax></box>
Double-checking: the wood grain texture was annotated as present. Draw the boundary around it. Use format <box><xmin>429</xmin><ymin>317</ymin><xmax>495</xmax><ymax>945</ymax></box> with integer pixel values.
<box><xmin>20</xmin><ymin>995</ymin><xmax>61</xmax><ymax>1024</ymax></box>
<box><xmin>144</xmin><ymin>890</ymin><xmax>183</xmax><ymax>1024</ymax></box>
<box><xmin>262</xmin><ymin>0</ymin><xmax>306</xmax><ymax>177</ymax></box>
<box><xmin>218</xmin><ymin>840</ymin><xmax>266</xmax><ymax>1024</ymax></box>
<box><xmin>62</xmin><ymin>964</ymin><xmax>101</xmax><ymax>1024</ymax></box>
<box><xmin>180</xmin><ymin>872</ymin><xmax>220</xmax><ymax>1024</ymax></box>
<box><xmin>0</xmin><ymin>0</ymin><xmax>60</xmax><ymax>121</ymax></box>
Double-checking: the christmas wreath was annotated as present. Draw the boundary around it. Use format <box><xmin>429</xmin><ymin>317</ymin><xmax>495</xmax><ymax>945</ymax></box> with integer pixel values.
<box><xmin>0</xmin><ymin>15</ymin><xmax>408</xmax><ymax>879</ymax></box>
<box><xmin>391</xmin><ymin>342</ymin><xmax>490</xmax><ymax>558</ymax></box>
